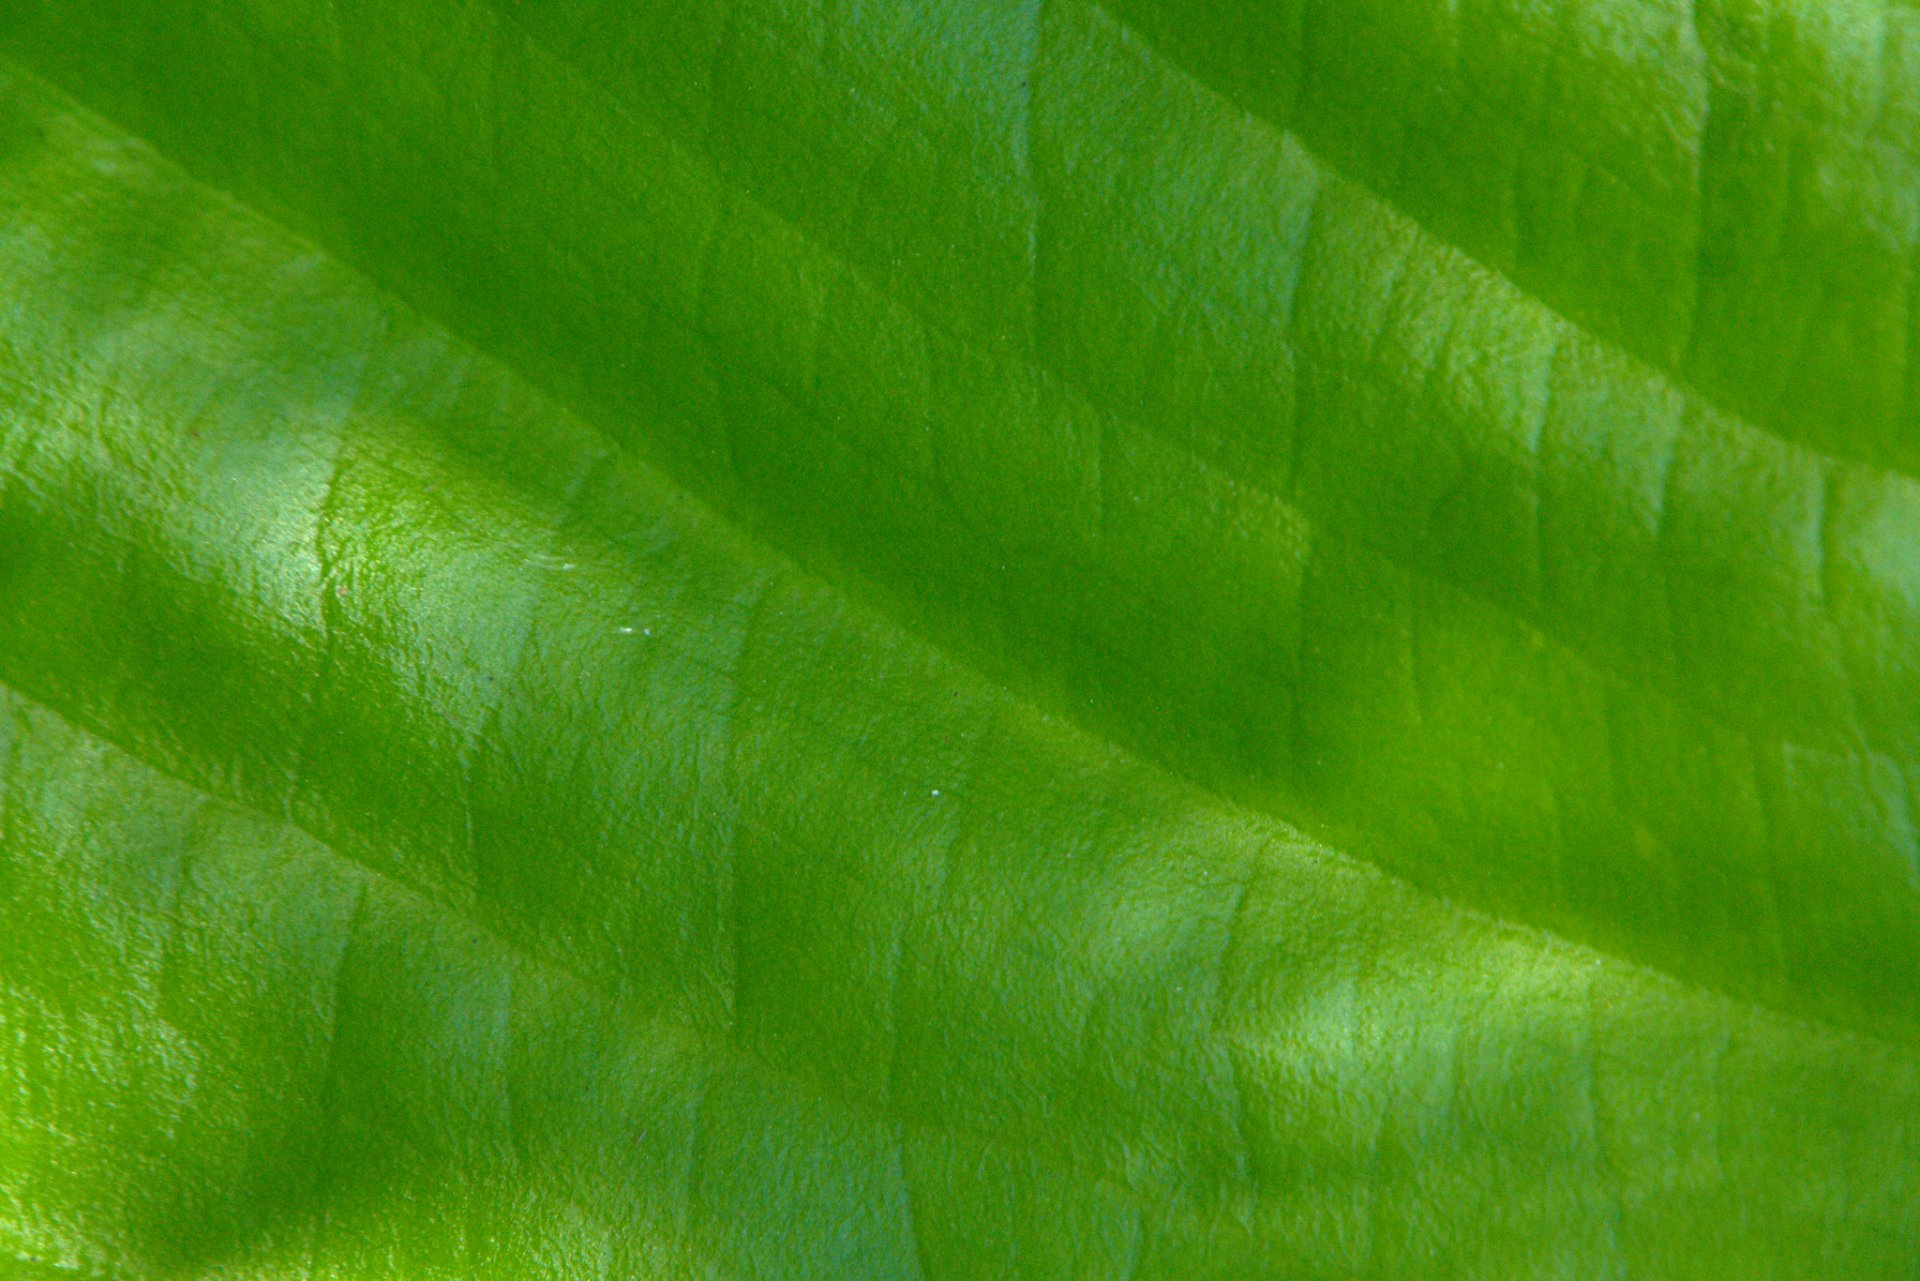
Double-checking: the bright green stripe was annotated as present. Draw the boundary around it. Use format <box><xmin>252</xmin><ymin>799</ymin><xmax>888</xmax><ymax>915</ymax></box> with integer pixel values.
<box><xmin>5</xmin><ymin>525</ymin><xmax>1917</xmax><ymax>1275</ymax></box>
<box><xmin>2</xmin><ymin>6</ymin><xmax>1918</xmax><ymax>1045</ymax></box>
<box><xmin>0</xmin><ymin>686</ymin><xmax>1149</xmax><ymax>1280</ymax></box>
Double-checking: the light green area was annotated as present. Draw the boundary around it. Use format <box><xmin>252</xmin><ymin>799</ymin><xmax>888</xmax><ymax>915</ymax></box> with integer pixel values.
<box><xmin>0</xmin><ymin>0</ymin><xmax>1914</xmax><ymax>1275</ymax></box>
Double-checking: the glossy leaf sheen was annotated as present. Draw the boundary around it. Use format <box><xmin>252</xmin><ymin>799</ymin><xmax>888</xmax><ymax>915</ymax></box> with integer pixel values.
<box><xmin>0</xmin><ymin>1</ymin><xmax>1914</xmax><ymax>1277</ymax></box>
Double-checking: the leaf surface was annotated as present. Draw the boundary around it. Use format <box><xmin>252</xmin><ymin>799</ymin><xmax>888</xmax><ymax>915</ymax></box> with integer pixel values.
<box><xmin>0</xmin><ymin>2</ymin><xmax>1915</xmax><ymax>1276</ymax></box>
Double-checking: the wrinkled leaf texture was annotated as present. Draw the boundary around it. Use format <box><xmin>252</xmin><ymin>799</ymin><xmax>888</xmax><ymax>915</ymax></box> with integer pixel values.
<box><xmin>0</xmin><ymin>0</ymin><xmax>1917</xmax><ymax>1277</ymax></box>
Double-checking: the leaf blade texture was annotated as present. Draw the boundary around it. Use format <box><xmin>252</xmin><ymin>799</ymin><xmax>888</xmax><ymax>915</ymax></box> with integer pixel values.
<box><xmin>0</xmin><ymin>1</ymin><xmax>1915</xmax><ymax>1276</ymax></box>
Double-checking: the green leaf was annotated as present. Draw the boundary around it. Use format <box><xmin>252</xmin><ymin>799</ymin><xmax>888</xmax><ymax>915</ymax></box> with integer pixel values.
<box><xmin>0</xmin><ymin>1</ymin><xmax>1914</xmax><ymax>1276</ymax></box>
